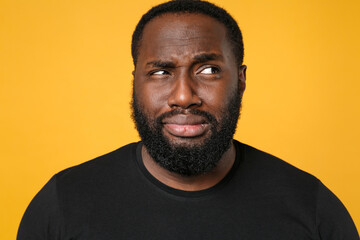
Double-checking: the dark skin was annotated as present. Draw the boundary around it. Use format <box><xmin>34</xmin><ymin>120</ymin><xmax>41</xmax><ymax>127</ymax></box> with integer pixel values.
<box><xmin>133</xmin><ymin>13</ymin><xmax>246</xmax><ymax>191</ymax></box>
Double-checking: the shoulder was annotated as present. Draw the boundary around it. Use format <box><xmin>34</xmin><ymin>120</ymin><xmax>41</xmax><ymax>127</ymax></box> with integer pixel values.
<box><xmin>234</xmin><ymin>141</ymin><xmax>359</xmax><ymax>239</ymax></box>
<box><xmin>236</xmin><ymin>141</ymin><xmax>319</xmax><ymax>187</ymax></box>
<box><xmin>49</xmin><ymin>142</ymin><xmax>140</xmax><ymax>204</ymax></box>
<box><xmin>55</xmin><ymin>142</ymin><xmax>139</xmax><ymax>183</ymax></box>
<box><xmin>52</xmin><ymin>142</ymin><xmax>141</xmax><ymax>224</ymax></box>
<box><xmin>234</xmin><ymin>141</ymin><xmax>320</xmax><ymax>214</ymax></box>
<box><xmin>17</xmin><ymin>143</ymin><xmax>140</xmax><ymax>239</ymax></box>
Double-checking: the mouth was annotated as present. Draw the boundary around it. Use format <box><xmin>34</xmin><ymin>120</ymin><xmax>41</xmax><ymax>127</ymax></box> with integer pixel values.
<box><xmin>162</xmin><ymin>114</ymin><xmax>211</xmax><ymax>138</ymax></box>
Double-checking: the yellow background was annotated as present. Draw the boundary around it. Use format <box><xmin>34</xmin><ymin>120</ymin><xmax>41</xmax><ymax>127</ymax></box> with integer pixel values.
<box><xmin>1</xmin><ymin>0</ymin><xmax>359</xmax><ymax>238</ymax></box>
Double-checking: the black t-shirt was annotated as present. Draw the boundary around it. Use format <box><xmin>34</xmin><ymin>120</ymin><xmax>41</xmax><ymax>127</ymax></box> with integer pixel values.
<box><xmin>17</xmin><ymin>141</ymin><xmax>359</xmax><ymax>239</ymax></box>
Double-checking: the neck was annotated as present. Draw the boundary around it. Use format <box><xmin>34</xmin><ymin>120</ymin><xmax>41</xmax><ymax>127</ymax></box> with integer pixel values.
<box><xmin>141</xmin><ymin>141</ymin><xmax>236</xmax><ymax>191</ymax></box>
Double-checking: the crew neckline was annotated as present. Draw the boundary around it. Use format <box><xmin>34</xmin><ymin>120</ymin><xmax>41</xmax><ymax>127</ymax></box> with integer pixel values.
<box><xmin>135</xmin><ymin>140</ymin><xmax>243</xmax><ymax>198</ymax></box>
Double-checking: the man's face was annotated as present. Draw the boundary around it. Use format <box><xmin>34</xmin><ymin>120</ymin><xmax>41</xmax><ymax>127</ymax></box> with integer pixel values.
<box><xmin>132</xmin><ymin>13</ymin><xmax>246</xmax><ymax>175</ymax></box>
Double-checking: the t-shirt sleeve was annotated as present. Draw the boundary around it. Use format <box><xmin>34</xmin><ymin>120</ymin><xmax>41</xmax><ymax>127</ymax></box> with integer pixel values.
<box><xmin>316</xmin><ymin>181</ymin><xmax>359</xmax><ymax>240</ymax></box>
<box><xmin>17</xmin><ymin>175</ymin><xmax>62</xmax><ymax>240</ymax></box>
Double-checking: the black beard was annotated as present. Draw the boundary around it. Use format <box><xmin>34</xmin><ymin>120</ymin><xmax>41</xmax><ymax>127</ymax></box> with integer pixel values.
<box><xmin>131</xmin><ymin>87</ymin><xmax>241</xmax><ymax>176</ymax></box>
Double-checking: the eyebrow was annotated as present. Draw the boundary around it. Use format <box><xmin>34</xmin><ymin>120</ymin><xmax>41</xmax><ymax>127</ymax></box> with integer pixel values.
<box><xmin>193</xmin><ymin>53</ymin><xmax>223</xmax><ymax>63</ymax></box>
<box><xmin>145</xmin><ymin>53</ymin><xmax>223</xmax><ymax>68</ymax></box>
<box><xmin>146</xmin><ymin>60</ymin><xmax>176</xmax><ymax>68</ymax></box>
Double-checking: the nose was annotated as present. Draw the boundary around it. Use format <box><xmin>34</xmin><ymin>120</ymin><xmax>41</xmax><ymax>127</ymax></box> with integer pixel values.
<box><xmin>167</xmin><ymin>72</ymin><xmax>202</xmax><ymax>109</ymax></box>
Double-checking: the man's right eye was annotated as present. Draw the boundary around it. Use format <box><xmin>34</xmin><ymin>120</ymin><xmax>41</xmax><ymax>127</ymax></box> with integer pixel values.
<box><xmin>151</xmin><ymin>70</ymin><xmax>169</xmax><ymax>75</ymax></box>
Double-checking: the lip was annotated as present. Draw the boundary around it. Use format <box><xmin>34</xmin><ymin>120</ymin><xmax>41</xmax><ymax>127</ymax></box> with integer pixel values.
<box><xmin>162</xmin><ymin>114</ymin><xmax>210</xmax><ymax>138</ymax></box>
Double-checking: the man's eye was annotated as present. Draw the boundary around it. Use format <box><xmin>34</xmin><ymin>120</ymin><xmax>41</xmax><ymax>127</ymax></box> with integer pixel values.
<box><xmin>200</xmin><ymin>67</ymin><xmax>219</xmax><ymax>74</ymax></box>
<box><xmin>152</xmin><ymin>70</ymin><xmax>169</xmax><ymax>75</ymax></box>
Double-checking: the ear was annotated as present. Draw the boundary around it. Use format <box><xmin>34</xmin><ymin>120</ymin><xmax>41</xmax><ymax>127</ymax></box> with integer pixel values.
<box><xmin>238</xmin><ymin>65</ymin><xmax>247</xmax><ymax>95</ymax></box>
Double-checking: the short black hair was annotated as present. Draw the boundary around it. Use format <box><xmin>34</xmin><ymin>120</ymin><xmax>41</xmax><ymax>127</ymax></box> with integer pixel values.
<box><xmin>131</xmin><ymin>0</ymin><xmax>244</xmax><ymax>67</ymax></box>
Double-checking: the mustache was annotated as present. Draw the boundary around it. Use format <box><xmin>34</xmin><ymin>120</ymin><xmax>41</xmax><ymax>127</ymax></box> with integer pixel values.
<box><xmin>156</xmin><ymin>108</ymin><xmax>218</xmax><ymax>126</ymax></box>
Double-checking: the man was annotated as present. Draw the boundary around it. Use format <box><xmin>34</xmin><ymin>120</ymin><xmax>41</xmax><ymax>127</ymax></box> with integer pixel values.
<box><xmin>18</xmin><ymin>0</ymin><xmax>359</xmax><ymax>239</ymax></box>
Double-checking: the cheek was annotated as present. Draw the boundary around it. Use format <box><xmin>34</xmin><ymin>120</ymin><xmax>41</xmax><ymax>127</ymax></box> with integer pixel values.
<box><xmin>135</xmin><ymin>82</ymin><xmax>170</xmax><ymax>117</ymax></box>
<box><xmin>199</xmin><ymin>81</ymin><xmax>237</xmax><ymax>114</ymax></box>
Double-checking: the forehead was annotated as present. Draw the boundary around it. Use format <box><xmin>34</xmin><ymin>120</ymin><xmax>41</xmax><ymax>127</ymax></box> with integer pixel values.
<box><xmin>137</xmin><ymin>13</ymin><xmax>233</xmax><ymax>63</ymax></box>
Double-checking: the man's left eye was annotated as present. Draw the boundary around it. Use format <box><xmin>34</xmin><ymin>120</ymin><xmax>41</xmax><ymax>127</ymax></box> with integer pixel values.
<box><xmin>200</xmin><ymin>67</ymin><xmax>219</xmax><ymax>74</ymax></box>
